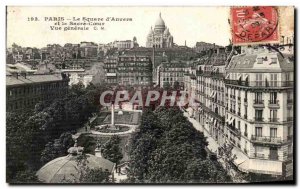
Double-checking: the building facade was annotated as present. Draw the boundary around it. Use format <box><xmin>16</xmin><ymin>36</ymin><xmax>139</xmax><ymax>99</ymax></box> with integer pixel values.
<box><xmin>146</xmin><ymin>13</ymin><xmax>174</xmax><ymax>48</ymax></box>
<box><xmin>6</xmin><ymin>72</ymin><xmax>69</xmax><ymax>112</ymax></box>
<box><xmin>184</xmin><ymin>46</ymin><xmax>294</xmax><ymax>178</ymax></box>
<box><xmin>158</xmin><ymin>60</ymin><xmax>187</xmax><ymax>89</ymax></box>
<box><xmin>104</xmin><ymin>55</ymin><xmax>118</xmax><ymax>85</ymax></box>
<box><xmin>117</xmin><ymin>55</ymin><xmax>152</xmax><ymax>86</ymax></box>
<box><xmin>109</xmin><ymin>37</ymin><xmax>139</xmax><ymax>50</ymax></box>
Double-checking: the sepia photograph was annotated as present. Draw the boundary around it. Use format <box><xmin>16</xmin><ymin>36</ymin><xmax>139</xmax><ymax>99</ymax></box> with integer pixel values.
<box><xmin>5</xmin><ymin>5</ymin><xmax>295</xmax><ymax>185</ymax></box>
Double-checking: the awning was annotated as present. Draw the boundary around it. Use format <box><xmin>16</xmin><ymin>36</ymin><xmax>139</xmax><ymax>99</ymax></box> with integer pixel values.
<box><xmin>231</xmin><ymin>147</ymin><xmax>283</xmax><ymax>175</ymax></box>
<box><xmin>232</xmin><ymin>147</ymin><xmax>249</xmax><ymax>165</ymax></box>
<box><xmin>226</xmin><ymin>74</ymin><xmax>230</xmax><ymax>79</ymax></box>
<box><xmin>243</xmin><ymin>74</ymin><xmax>249</xmax><ymax>80</ymax></box>
<box><xmin>214</xmin><ymin>119</ymin><xmax>217</xmax><ymax>126</ymax></box>
<box><xmin>243</xmin><ymin>159</ymin><xmax>282</xmax><ymax>176</ymax></box>
<box><xmin>210</xmin><ymin>117</ymin><xmax>214</xmax><ymax>123</ymax></box>
<box><xmin>210</xmin><ymin>91</ymin><xmax>214</xmax><ymax>97</ymax></box>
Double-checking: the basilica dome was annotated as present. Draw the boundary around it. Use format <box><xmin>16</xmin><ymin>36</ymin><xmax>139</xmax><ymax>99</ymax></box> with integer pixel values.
<box><xmin>154</xmin><ymin>13</ymin><xmax>166</xmax><ymax>29</ymax></box>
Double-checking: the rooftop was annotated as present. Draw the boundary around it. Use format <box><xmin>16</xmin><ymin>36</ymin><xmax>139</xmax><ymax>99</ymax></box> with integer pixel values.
<box><xmin>6</xmin><ymin>74</ymin><xmax>66</xmax><ymax>86</ymax></box>
<box><xmin>227</xmin><ymin>52</ymin><xmax>294</xmax><ymax>72</ymax></box>
<box><xmin>36</xmin><ymin>153</ymin><xmax>115</xmax><ymax>183</ymax></box>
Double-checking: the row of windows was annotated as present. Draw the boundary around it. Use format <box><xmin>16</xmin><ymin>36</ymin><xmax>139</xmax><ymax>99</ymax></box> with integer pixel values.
<box><xmin>7</xmin><ymin>82</ymin><xmax>67</xmax><ymax>98</ymax></box>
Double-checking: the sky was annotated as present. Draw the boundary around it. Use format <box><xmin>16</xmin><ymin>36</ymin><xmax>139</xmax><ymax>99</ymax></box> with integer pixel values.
<box><xmin>6</xmin><ymin>6</ymin><xmax>294</xmax><ymax>48</ymax></box>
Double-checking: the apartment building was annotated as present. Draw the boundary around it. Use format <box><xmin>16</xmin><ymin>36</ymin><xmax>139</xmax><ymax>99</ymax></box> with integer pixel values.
<box><xmin>6</xmin><ymin>72</ymin><xmax>69</xmax><ymax>112</ymax></box>
<box><xmin>158</xmin><ymin>60</ymin><xmax>187</xmax><ymax>89</ymax></box>
<box><xmin>184</xmin><ymin>46</ymin><xmax>294</xmax><ymax>178</ymax></box>
<box><xmin>103</xmin><ymin>55</ymin><xmax>118</xmax><ymax>84</ymax></box>
<box><xmin>117</xmin><ymin>55</ymin><xmax>152</xmax><ymax>86</ymax></box>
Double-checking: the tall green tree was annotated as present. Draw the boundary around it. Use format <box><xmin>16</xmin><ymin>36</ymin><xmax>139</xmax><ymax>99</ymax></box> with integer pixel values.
<box><xmin>101</xmin><ymin>135</ymin><xmax>123</xmax><ymax>167</ymax></box>
<box><xmin>128</xmin><ymin>108</ymin><xmax>231</xmax><ymax>183</ymax></box>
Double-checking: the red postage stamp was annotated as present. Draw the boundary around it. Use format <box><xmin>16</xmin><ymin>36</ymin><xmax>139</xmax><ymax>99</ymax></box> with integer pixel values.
<box><xmin>230</xmin><ymin>6</ymin><xmax>279</xmax><ymax>45</ymax></box>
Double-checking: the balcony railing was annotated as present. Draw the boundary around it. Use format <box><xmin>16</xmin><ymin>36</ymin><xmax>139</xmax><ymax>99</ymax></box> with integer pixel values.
<box><xmin>254</xmin><ymin>117</ymin><xmax>264</xmax><ymax>122</ymax></box>
<box><xmin>225</xmin><ymin>80</ymin><xmax>294</xmax><ymax>88</ymax></box>
<box><xmin>268</xmin><ymin>100</ymin><xmax>279</xmax><ymax>108</ymax></box>
<box><xmin>251</xmin><ymin>135</ymin><xmax>282</xmax><ymax>145</ymax></box>
<box><xmin>253</xmin><ymin>100</ymin><xmax>264</xmax><ymax>108</ymax></box>
<box><xmin>253</xmin><ymin>153</ymin><xmax>278</xmax><ymax>160</ymax></box>
<box><xmin>287</xmin><ymin>117</ymin><xmax>293</xmax><ymax>121</ymax></box>
<box><xmin>269</xmin><ymin>118</ymin><xmax>279</xmax><ymax>122</ymax></box>
<box><xmin>228</xmin><ymin>125</ymin><xmax>241</xmax><ymax>136</ymax></box>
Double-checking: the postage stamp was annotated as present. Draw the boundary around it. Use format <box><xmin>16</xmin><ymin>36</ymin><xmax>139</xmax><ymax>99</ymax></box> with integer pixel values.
<box><xmin>230</xmin><ymin>6</ymin><xmax>279</xmax><ymax>45</ymax></box>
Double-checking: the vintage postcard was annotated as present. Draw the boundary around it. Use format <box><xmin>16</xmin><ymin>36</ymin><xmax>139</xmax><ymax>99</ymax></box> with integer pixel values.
<box><xmin>6</xmin><ymin>6</ymin><xmax>295</xmax><ymax>184</ymax></box>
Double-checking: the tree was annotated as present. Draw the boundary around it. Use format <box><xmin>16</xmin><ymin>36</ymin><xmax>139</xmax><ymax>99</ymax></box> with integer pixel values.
<box><xmin>80</xmin><ymin>168</ymin><xmax>111</xmax><ymax>183</ymax></box>
<box><xmin>218</xmin><ymin>143</ymin><xmax>248</xmax><ymax>182</ymax></box>
<box><xmin>101</xmin><ymin>135</ymin><xmax>123</xmax><ymax>167</ymax></box>
<box><xmin>40</xmin><ymin>132</ymin><xmax>74</xmax><ymax>164</ymax></box>
<box><xmin>10</xmin><ymin>169</ymin><xmax>40</xmax><ymax>184</ymax></box>
<box><xmin>7</xmin><ymin>112</ymin><xmax>32</xmax><ymax>181</ymax></box>
<box><xmin>64</xmin><ymin>154</ymin><xmax>111</xmax><ymax>183</ymax></box>
<box><xmin>127</xmin><ymin>108</ymin><xmax>231</xmax><ymax>183</ymax></box>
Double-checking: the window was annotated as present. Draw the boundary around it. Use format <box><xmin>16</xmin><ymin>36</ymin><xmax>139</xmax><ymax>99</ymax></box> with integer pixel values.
<box><xmin>255</xmin><ymin>110</ymin><xmax>263</xmax><ymax>121</ymax></box>
<box><xmin>255</xmin><ymin>92</ymin><xmax>263</xmax><ymax>103</ymax></box>
<box><xmin>270</xmin><ymin>110</ymin><xmax>278</xmax><ymax>122</ymax></box>
<box><xmin>270</xmin><ymin>92</ymin><xmax>277</xmax><ymax>104</ymax></box>
<box><xmin>270</xmin><ymin>128</ymin><xmax>277</xmax><ymax>138</ymax></box>
<box><xmin>287</xmin><ymin>90</ymin><xmax>293</xmax><ymax>101</ymax></box>
<box><xmin>255</xmin><ymin>73</ymin><xmax>263</xmax><ymax>86</ymax></box>
<box><xmin>255</xmin><ymin>127</ymin><xmax>262</xmax><ymax>137</ymax></box>
<box><xmin>270</xmin><ymin>73</ymin><xmax>278</xmax><ymax>87</ymax></box>
<box><xmin>286</xmin><ymin>73</ymin><xmax>290</xmax><ymax>82</ymax></box>
<box><xmin>245</xmin><ymin>124</ymin><xmax>248</xmax><ymax>135</ymax></box>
